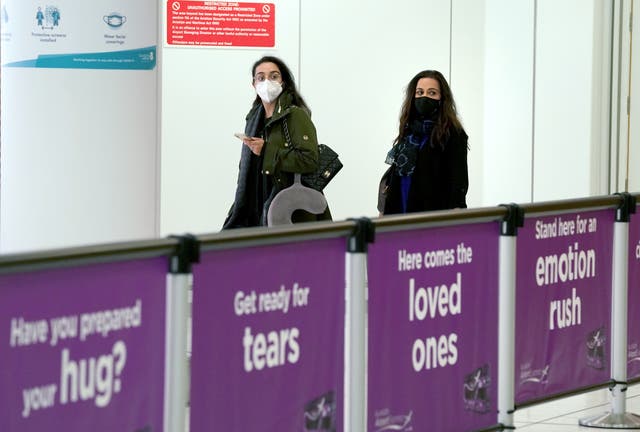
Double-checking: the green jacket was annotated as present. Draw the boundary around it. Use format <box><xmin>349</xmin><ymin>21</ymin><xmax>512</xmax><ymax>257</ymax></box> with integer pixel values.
<box><xmin>257</xmin><ymin>92</ymin><xmax>319</xmax><ymax>188</ymax></box>
<box><xmin>223</xmin><ymin>91</ymin><xmax>331</xmax><ymax>229</ymax></box>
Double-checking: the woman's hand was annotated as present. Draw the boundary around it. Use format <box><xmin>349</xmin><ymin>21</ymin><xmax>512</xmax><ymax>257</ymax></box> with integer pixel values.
<box><xmin>243</xmin><ymin>137</ymin><xmax>264</xmax><ymax>155</ymax></box>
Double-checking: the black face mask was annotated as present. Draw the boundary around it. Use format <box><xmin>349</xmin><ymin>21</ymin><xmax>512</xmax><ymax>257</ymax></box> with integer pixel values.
<box><xmin>414</xmin><ymin>97</ymin><xmax>440</xmax><ymax>118</ymax></box>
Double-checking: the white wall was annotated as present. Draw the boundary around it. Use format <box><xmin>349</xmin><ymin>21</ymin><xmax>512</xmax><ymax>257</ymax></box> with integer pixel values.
<box><xmin>160</xmin><ymin>0</ymin><xmax>300</xmax><ymax>235</ymax></box>
<box><xmin>483</xmin><ymin>0</ymin><xmax>535</xmax><ymax>205</ymax></box>
<box><xmin>615</xmin><ymin>0</ymin><xmax>640</xmax><ymax>193</ymax></box>
<box><xmin>0</xmin><ymin>0</ymin><xmax>159</xmax><ymax>253</ymax></box>
<box><xmin>630</xmin><ymin>0</ymin><xmax>640</xmax><ymax>192</ymax></box>
<box><xmin>299</xmin><ymin>0</ymin><xmax>451</xmax><ymax>221</ymax></box>
<box><xmin>160</xmin><ymin>0</ymin><xmax>458</xmax><ymax>235</ymax></box>
<box><xmin>0</xmin><ymin>68</ymin><xmax>158</xmax><ymax>253</ymax></box>
<box><xmin>482</xmin><ymin>0</ymin><xmax>612</xmax><ymax>205</ymax></box>
<box><xmin>533</xmin><ymin>0</ymin><xmax>610</xmax><ymax>201</ymax></box>
<box><xmin>451</xmin><ymin>0</ymin><xmax>485</xmax><ymax>208</ymax></box>
<box><xmin>160</xmin><ymin>0</ymin><xmax>620</xmax><ymax>236</ymax></box>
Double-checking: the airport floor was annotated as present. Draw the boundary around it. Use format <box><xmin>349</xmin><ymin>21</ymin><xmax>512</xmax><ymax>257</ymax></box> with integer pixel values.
<box><xmin>514</xmin><ymin>383</ymin><xmax>640</xmax><ymax>430</ymax></box>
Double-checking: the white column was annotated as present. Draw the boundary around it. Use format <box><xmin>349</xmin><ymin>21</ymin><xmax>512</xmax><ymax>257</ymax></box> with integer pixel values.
<box><xmin>498</xmin><ymin>233</ymin><xmax>516</xmax><ymax>427</ymax></box>
<box><xmin>164</xmin><ymin>272</ymin><xmax>190</xmax><ymax>432</ymax></box>
<box><xmin>344</xmin><ymin>251</ymin><xmax>367</xmax><ymax>432</ymax></box>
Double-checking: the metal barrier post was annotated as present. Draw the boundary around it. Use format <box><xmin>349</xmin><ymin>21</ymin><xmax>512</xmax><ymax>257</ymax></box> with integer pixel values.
<box><xmin>345</xmin><ymin>218</ymin><xmax>374</xmax><ymax>432</ymax></box>
<box><xmin>498</xmin><ymin>204</ymin><xmax>523</xmax><ymax>429</ymax></box>
<box><xmin>580</xmin><ymin>194</ymin><xmax>640</xmax><ymax>428</ymax></box>
<box><xmin>164</xmin><ymin>235</ymin><xmax>199</xmax><ymax>432</ymax></box>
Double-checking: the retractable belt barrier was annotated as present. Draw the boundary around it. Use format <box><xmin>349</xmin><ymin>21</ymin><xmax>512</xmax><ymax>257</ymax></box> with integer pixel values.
<box><xmin>0</xmin><ymin>238</ymin><xmax>180</xmax><ymax>432</ymax></box>
<box><xmin>1</xmin><ymin>193</ymin><xmax>638</xmax><ymax>431</ymax></box>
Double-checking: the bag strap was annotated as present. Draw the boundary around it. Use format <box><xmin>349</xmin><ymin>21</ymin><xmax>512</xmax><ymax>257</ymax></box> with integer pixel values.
<box><xmin>282</xmin><ymin>118</ymin><xmax>292</xmax><ymax>147</ymax></box>
<box><xmin>280</xmin><ymin>120</ymin><xmax>303</xmax><ymax>186</ymax></box>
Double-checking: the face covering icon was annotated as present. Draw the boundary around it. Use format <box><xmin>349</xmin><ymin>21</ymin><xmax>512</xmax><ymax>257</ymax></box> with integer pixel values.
<box><xmin>255</xmin><ymin>80</ymin><xmax>283</xmax><ymax>103</ymax></box>
<box><xmin>104</xmin><ymin>13</ymin><xmax>126</xmax><ymax>28</ymax></box>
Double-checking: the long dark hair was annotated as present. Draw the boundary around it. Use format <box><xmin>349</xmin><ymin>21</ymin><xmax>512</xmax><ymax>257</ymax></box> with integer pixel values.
<box><xmin>251</xmin><ymin>56</ymin><xmax>310</xmax><ymax>114</ymax></box>
<box><xmin>394</xmin><ymin>70</ymin><xmax>463</xmax><ymax>147</ymax></box>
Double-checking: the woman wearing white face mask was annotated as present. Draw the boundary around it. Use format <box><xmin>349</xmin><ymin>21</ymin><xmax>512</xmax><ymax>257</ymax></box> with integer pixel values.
<box><xmin>223</xmin><ymin>56</ymin><xmax>332</xmax><ymax>229</ymax></box>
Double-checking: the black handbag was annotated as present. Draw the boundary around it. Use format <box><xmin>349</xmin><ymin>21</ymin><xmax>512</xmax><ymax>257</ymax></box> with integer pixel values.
<box><xmin>377</xmin><ymin>165</ymin><xmax>393</xmax><ymax>213</ymax></box>
<box><xmin>283</xmin><ymin>120</ymin><xmax>343</xmax><ymax>191</ymax></box>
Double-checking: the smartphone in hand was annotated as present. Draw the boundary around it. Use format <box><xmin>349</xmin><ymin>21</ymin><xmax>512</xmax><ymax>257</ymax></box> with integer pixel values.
<box><xmin>234</xmin><ymin>133</ymin><xmax>250</xmax><ymax>141</ymax></box>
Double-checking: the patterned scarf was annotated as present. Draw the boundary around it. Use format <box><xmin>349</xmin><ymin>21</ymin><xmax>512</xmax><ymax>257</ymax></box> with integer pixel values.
<box><xmin>385</xmin><ymin>118</ymin><xmax>435</xmax><ymax>176</ymax></box>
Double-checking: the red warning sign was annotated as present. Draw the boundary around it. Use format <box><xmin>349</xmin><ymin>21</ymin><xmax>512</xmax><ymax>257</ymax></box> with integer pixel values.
<box><xmin>167</xmin><ymin>1</ymin><xmax>275</xmax><ymax>47</ymax></box>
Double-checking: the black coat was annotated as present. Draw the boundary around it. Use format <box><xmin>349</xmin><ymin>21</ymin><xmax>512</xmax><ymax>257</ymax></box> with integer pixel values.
<box><xmin>382</xmin><ymin>128</ymin><xmax>468</xmax><ymax>214</ymax></box>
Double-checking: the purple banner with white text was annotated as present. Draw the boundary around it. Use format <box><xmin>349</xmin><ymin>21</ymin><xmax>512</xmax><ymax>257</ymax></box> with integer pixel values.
<box><xmin>190</xmin><ymin>238</ymin><xmax>345</xmax><ymax>431</ymax></box>
<box><xmin>0</xmin><ymin>257</ymin><xmax>167</xmax><ymax>432</ymax></box>
<box><xmin>515</xmin><ymin>209</ymin><xmax>613</xmax><ymax>404</ymax></box>
<box><xmin>628</xmin><ymin>205</ymin><xmax>640</xmax><ymax>379</ymax></box>
<box><xmin>367</xmin><ymin>222</ymin><xmax>500</xmax><ymax>432</ymax></box>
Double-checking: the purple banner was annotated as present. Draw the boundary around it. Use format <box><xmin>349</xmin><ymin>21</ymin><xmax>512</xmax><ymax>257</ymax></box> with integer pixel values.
<box><xmin>515</xmin><ymin>209</ymin><xmax>613</xmax><ymax>404</ymax></box>
<box><xmin>190</xmin><ymin>238</ymin><xmax>345</xmax><ymax>431</ymax></box>
<box><xmin>0</xmin><ymin>257</ymin><xmax>167</xmax><ymax>432</ymax></box>
<box><xmin>367</xmin><ymin>222</ymin><xmax>499</xmax><ymax>432</ymax></box>
<box><xmin>629</xmin><ymin>205</ymin><xmax>640</xmax><ymax>379</ymax></box>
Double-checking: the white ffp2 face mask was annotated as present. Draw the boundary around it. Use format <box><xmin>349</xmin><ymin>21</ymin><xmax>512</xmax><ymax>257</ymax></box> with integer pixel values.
<box><xmin>255</xmin><ymin>80</ymin><xmax>283</xmax><ymax>103</ymax></box>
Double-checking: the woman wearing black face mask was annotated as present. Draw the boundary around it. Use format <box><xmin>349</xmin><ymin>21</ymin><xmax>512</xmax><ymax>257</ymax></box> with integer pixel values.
<box><xmin>378</xmin><ymin>69</ymin><xmax>469</xmax><ymax>215</ymax></box>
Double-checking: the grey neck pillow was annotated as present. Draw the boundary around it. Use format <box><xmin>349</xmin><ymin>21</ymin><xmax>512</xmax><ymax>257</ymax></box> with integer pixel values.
<box><xmin>267</xmin><ymin>174</ymin><xmax>328</xmax><ymax>226</ymax></box>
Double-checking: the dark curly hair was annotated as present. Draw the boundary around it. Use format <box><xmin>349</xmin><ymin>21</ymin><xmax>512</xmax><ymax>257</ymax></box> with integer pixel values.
<box><xmin>394</xmin><ymin>70</ymin><xmax>463</xmax><ymax>148</ymax></box>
